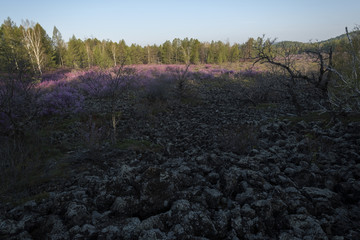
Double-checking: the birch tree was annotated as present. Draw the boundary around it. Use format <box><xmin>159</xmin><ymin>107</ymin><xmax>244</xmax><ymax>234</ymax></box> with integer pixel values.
<box><xmin>0</xmin><ymin>17</ymin><xmax>30</xmax><ymax>77</ymax></box>
<box><xmin>21</xmin><ymin>20</ymin><xmax>45</xmax><ymax>75</ymax></box>
<box><xmin>110</xmin><ymin>41</ymin><xmax>117</xmax><ymax>67</ymax></box>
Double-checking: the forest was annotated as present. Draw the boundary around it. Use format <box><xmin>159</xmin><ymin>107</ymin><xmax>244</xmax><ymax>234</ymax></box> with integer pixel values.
<box><xmin>0</xmin><ymin>17</ymin><xmax>350</xmax><ymax>75</ymax></box>
<box><xmin>0</xmin><ymin>17</ymin><xmax>360</xmax><ymax>239</ymax></box>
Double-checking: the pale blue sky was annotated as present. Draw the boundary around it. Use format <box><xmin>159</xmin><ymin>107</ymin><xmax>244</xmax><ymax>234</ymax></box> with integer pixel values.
<box><xmin>1</xmin><ymin>0</ymin><xmax>359</xmax><ymax>45</ymax></box>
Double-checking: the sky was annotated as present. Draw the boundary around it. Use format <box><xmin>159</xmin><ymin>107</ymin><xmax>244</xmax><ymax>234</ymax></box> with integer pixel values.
<box><xmin>1</xmin><ymin>0</ymin><xmax>359</xmax><ymax>46</ymax></box>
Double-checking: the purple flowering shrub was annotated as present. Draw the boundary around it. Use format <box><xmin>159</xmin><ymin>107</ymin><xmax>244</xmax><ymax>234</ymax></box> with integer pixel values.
<box><xmin>141</xmin><ymin>77</ymin><xmax>174</xmax><ymax>103</ymax></box>
<box><xmin>37</xmin><ymin>84</ymin><xmax>84</xmax><ymax>116</ymax></box>
<box><xmin>13</xmin><ymin>64</ymin><xmax>274</xmax><ymax>121</ymax></box>
<box><xmin>79</xmin><ymin>66</ymin><xmax>138</xmax><ymax>99</ymax></box>
<box><xmin>78</xmin><ymin>70</ymin><xmax>111</xmax><ymax>98</ymax></box>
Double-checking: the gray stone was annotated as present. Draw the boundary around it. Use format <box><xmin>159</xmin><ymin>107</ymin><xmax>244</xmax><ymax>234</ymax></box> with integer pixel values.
<box><xmin>17</xmin><ymin>231</ymin><xmax>32</xmax><ymax>240</ymax></box>
<box><xmin>81</xmin><ymin>224</ymin><xmax>98</xmax><ymax>238</ymax></box>
<box><xmin>241</xmin><ymin>204</ymin><xmax>256</xmax><ymax>218</ymax></box>
<box><xmin>111</xmin><ymin>196</ymin><xmax>139</xmax><ymax>217</ymax></box>
<box><xmin>235</xmin><ymin>187</ymin><xmax>255</xmax><ymax>205</ymax></box>
<box><xmin>171</xmin><ymin>199</ymin><xmax>191</xmax><ymax>213</ymax></box>
<box><xmin>45</xmin><ymin>215</ymin><xmax>70</xmax><ymax>240</ymax></box>
<box><xmin>302</xmin><ymin>187</ymin><xmax>339</xmax><ymax>203</ymax></box>
<box><xmin>231</xmin><ymin>215</ymin><xmax>243</xmax><ymax>237</ymax></box>
<box><xmin>204</xmin><ymin>187</ymin><xmax>223</xmax><ymax>208</ymax></box>
<box><xmin>65</xmin><ymin>202</ymin><xmax>89</xmax><ymax>226</ymax></box>
<box><xmin>138</xmin><ymin>215</ymin><xmax>164</xmax><ymax>232</ymax></box>
<box><xmin>213</xmin><ymin>210</ymin><xmax>229</xmax><ymax>237</ymax></box>
<box><xmin>139</xmin><ymin>229</ymin><xmax>167</xmax><ymax>240</ymax></box>
<box><xmin>100</xmin><ymin>225</ymin><xmax>121</xmax><ymax>239</ymax></box>
<box><xmin>0</xmin><ymin>219</ymin><xmax>21</xmax><ymax>235</ymax></box>
<box><xmin>121</xmin><ymin>217</ymin><xmax>141</xmax><ymax>240</ymax></box>
<box><xmin>288</xmin><ymin>214</ymin><xmax>327</xmax><ymax>239</ymax></box>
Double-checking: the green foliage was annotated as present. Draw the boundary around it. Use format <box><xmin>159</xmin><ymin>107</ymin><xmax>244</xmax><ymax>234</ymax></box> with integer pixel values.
<box><xmin>190</xmin><ymin>39</ymin><xmax>200</xmax><ymax>64</ymax></box>
<box><xmin>161</xmin><ymin>40</ymin><xmax>173</xmax><ymax>64</ymax></box>
<box><xmin>52</xmin><ymin>26</ymin><xmax>66</xmax><ymax>67</ymax></box>
<box><xmin>0</xmin><ymin>17</ymin><xmax>32</xmax><ymax>76</ymax></box>
<box><xmin>229</xmin><ymin>44</ymin><xmax>241</xmax><ymax>62</ymax></box>
<box><xmin>65</xmin><ymin>35</ymin><xmax>88</xmax><ymax>68</ymax></box>
<box><xmin>241</xmin><ymin>37</ymin><xmax>256</xmax><ymax>59</ymax></box>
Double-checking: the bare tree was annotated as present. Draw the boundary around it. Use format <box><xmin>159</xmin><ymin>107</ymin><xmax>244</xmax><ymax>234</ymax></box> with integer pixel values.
<box><xmin>254</xmin><ymin>37</ymin><xmax>333</xmax><ymax>115</ymax></box>
<box><xmin>326</xmin><ymin>27</ymin><xmax>360</xmax><ymax>114</ymax></box>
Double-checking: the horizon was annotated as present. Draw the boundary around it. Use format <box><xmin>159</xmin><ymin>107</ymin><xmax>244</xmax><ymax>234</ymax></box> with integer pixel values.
<box><xmin>1</xmin><ymin>0</ymin><xmax>359</xmax><ymax>46</ymax></box>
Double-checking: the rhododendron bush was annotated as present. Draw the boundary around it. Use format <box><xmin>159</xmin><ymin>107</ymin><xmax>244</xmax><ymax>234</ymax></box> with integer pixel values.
<box><xmin>0</xmin><ymin>64</ymin><xmax>266</xmax><ymax>137</ymax></box>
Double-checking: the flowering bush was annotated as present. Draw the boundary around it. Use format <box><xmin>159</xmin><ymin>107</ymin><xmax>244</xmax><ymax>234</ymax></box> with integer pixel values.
<box><xmin>21</xmin><ymin>64</ymin><xmax>274</xmax><ymax>119</ymax></box>
<box><xmin>37</xmin><ymin>84</ymin><xmax>84</xmax><ymax>116</ymax></box>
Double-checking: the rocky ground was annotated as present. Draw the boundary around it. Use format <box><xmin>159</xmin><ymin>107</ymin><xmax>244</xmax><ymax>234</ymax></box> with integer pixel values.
<box><xmin>1</xmin><ymin>82</ymin><xmax>360</xmax><ymax>239</ymax></box>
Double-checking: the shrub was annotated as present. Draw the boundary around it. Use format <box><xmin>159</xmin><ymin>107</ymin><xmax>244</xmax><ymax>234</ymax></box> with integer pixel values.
<box><xmin>37</xmin><ymin>84</ymin><xmax>84</xmax><ymax>116</ymax></box>
<box><xmin>0</xmin><ymin>77</ymin><xmax>39</xmax><ymax>136</ymax></box>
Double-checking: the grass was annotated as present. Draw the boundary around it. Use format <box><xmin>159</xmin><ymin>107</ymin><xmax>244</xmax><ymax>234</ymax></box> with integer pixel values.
<box><xmin>0</xmin><ymin>116</ymin><xmax>81</xmax><ymax>206</ymax></box>
<box><xmin>281</xmin><ymin>111</ymin><xmax>360</xmax><ymax>125</ymax></box>
<box><xmin>11</xmin><ymin>191</ymin><xmax>50</xmax><ymax>207</ymax></box>
<box><xmin>252</xmin><ymin>103</ymin><xmax>278</xmax><ymax>109</ymax></box>
<box><xmin>116</xmin><ymin>139</ymin><xmax>163</xmax><ymax>152</ymax></box>
<box><xmin>0</xmin><ymin>151</ymin><xmax>70</xmax><ymax>206</ymax></box>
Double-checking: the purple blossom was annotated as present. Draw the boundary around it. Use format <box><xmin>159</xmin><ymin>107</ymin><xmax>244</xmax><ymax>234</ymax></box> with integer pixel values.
<box><xmin>26</xmin><ymin>64</ymin><xmax>266</xmax><ymax>118</ymax></box>
<box><xmin>37</xmin><ymin>85</ymin><xmax>84</xmax><ymax>116</ymax></box>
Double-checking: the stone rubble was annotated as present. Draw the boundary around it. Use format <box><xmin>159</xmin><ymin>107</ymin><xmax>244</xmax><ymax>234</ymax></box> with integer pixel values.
<box><xmin>1</xmin><ymin>84</ymin><xmax>360</xmax><ymax>239</ymax></box>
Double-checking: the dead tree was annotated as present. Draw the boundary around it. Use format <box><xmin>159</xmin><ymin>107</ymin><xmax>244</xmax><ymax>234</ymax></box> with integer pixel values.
<box><xmin>325</xmin><ymin>27</ymin><xmax>360</xmax><ymax>114</ymax></box>
<box><xmin>254</xmin><ymin>37</ymin><xmax>333</xmax><ymax>115</ymax></box>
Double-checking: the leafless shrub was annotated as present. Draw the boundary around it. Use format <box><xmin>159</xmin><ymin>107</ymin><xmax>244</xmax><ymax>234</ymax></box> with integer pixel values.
<box><xmin>80</xmin><ymin>114</ymin><xmax>108</xmax><ymax>150</ymax></box>
<box><xmin>0</xmin><ymin>77</ymin><xmax>40</xmax><ymax>137</ymax></box>
<box><xmin>173</xmin><ymin>63</ymin><xmax>191</xmax><ymax>99</ymax></box>
<box><xmin>80</xmin><ymin>62</ymin><xmax>136</xmax><ymax>144</ymax></box>
<box><xmin>326</xmin><ymin>27</ymin><xmax>360</xmax><ymax>114</ymax></box>
<box><xmin>254</xmin><ymin>37</ymin><xmax>333</xmax><ymax>115</ymax></box>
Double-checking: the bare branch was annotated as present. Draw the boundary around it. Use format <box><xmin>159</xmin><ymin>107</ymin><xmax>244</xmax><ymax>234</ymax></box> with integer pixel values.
<box><xmin>346</xmin><ymin>27</ymin><xmax>359</xmax><ymax>79</ymax></box>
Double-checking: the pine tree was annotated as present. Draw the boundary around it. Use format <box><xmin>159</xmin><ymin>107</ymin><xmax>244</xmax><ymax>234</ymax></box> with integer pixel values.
<box><xmin>52</xmin><ymin>26</ymin><xmax>66</xmax><ymax>67</ymax></box>
<box><xmin>161</xmin><ymin>40</ymin><xmax>173</xmax><ymax>64</ymax></box>
<box><xmin>229</xmin><ymin>44</ymin><xmax>240</xmax><ymax>62</ymax></box>
<box><xmin>65</xmin><ymin>35</ymin><xmax>88</xmax><ymax>68</ymax></box>
<box><xmin>190</xmin><ymin>39</ymin><xmax>200</xmax><ymax>64</ymax></box>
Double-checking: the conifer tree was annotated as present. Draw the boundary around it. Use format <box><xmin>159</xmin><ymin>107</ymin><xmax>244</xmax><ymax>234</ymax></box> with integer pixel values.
<box><xmin>65</xmin><ymin>35</ymin><xmax>88</xmax><ymax>68</ymax></box>
<box><xmin>52</xmin><ymin>26</ymin><xmax>66</xmax><ymax>67</ymax></box>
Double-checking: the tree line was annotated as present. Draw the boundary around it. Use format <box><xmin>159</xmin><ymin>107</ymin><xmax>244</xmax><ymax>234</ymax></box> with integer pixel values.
<box><xmin>0</xmin><ymin>17</ymin><xmax>352</xmax><ymax>77</ymax></box>
<box><xmin>0</xmin><ymin>18</ymin><xmax>257</xmax><ymax>76</ymax></box>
